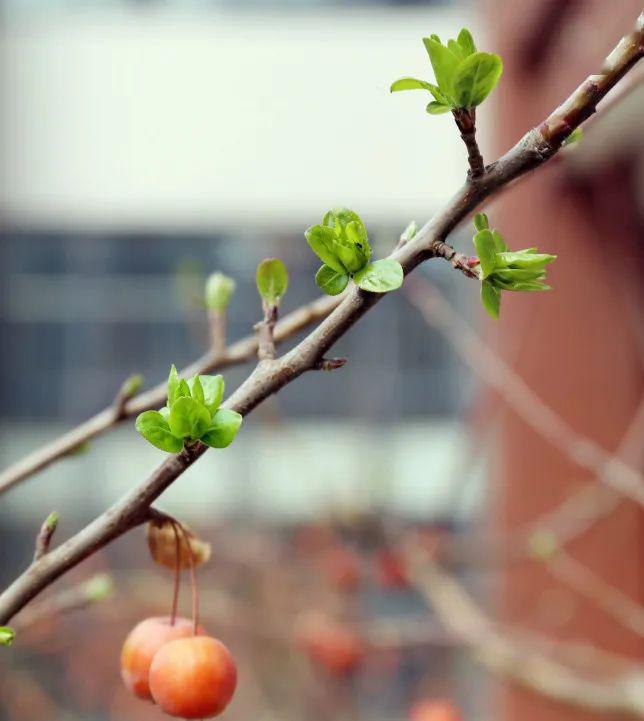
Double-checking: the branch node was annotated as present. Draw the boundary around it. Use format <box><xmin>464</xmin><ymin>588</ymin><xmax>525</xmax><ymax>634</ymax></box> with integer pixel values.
<box><xmin>314</xmin><ymin>357</ymin><xmax>348</xmax><ymax>371</ymax></box>
<box><xmin>256</xmin><ymin>302</ymin><xmax>279</xmax><ymax>361</ymax></box>
<box><xmin>431</xmin><ymin>240</ymin><xmax>480</xmax><ymax>279</ymax></box>
<box><xmin>33</xmin><ymin>512</ymin><xmax>59</xmax><ymax>562</ymax></box>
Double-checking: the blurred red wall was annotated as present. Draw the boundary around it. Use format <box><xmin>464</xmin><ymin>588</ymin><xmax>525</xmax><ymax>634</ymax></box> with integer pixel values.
<box><xmin>487</xmin><ymin>1</ymin><xmax>644</xmax><ymax>719</ymax></box>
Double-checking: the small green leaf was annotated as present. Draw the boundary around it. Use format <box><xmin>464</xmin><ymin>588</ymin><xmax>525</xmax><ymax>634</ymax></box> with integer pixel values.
<box><xmin>422</xmin><ymin>37</ymin><xmax>460</xmax><ymax>99</ymax></box>
<box><xmin>473</xmin><ymin>212</ymin><xmax>489</xmax><ymax>231</ymax></box>
<box><xmin>256</xmin><ymin>258</ymin><xmax>289</xmax><ymax>304</ymax></box>
<box><xmin>493</xmin><ymin>268</ymin><xmax>546</xmax><ymax>283</ymax></box>
<box><xmin>0</xmin><ymin>627</ymin><xmax>15</xmax><ymax>647</ymax></box>
<box><xmin>305</xmin><ymin>225</ymin><xmax>346</xmax><ymax>274</ymax></box>
<box><xmin>473</xmin><ymin>229</ymin><xmax>497</xmax><ymax>279</ymax></box>
<box><xmin>201</xmin><ymin>409</ymin><xmax>243</xmax><ymax>449</ymax></box>
<box><xmin>192</xmin><ymin>375</ymin><xmax>225</xmax><ymax>413</ymax></box>
<box><xmin>315</xmin><ymin>265</ymin><xmax>349</xmax><ymax>296</ymax></box>
<box><xmin>481</xmin><ymin>280</ymin><xmax>501</xmax><ymax>319</ymax></box>
<box><xmin>191</xmin><ymin>375</ymin><xmax>205</xmax><ymax>406</ymax></box>
<box><xmin>136</xmin><ymin>411</ymin><xmax>184</xmax><ymax>453</ymax></box>
<box><xmin>497</xmin><ymin>251</ymin><xmax>557</xmax><ymax>269</ymax></box>
<box><xmin>452</xmin><ymin>52</ymin><xmax>503</xmax><ymax>108</ymax></box>
<box><xmin>447</xmin><ymin>39</ymin><xmax>467</xmax><ymax>61</ymax></box>
<box><xmin>205</xmin><ymin>272</ymin><xmax>236</xmax><ymax>311</ymax></box>
<box><xmin>426</xmin><ymin>101</ymin><xmax>451</xmax><ymax>115</ymax></box>
<box><xmin>400</xmin><ymin>220</ymin><xmax>418</xmax><ymax>243</ymax></box>
<box><xmin>562</xmin><ymin>127</ymin><xmax>583</xmax><ymax>146</ymax></box>
<box><xmin>120</xmin><ymin>373</ymin><xmax>143</xmax><ymax>399</ymax></box>
<box><xmin>65</xmin><ymin>441</ymin><xmax>90</xmax><ymax>457</ymax></box>
<box><xmin>390</xmin><ymin>77</ymin><xmax>433</xmax><ymax>93</ymax></box>
<box><xmin>491</xmin><ymin>230</ymin><xmax>508</xmax><ymax>253</ymax></box>
<box><xmin>504</xmin><ymin>280</ymin><xmax>551</xmax><ymax>292</ymax></box>
<box><xmin>457</xmin><ymin>28</ymin><xmax>477</xmax><ymax>56</ymax></box>
<box><xmin>354</xmin><ymin>259</ymin><xmax>404</xmax><ymax>293</ymax></box>
<box><xmin>428</xmin><ymin>84</ymin><xmax>450</xmax><ymax>104</ymax></box>
<box><xmin>167</xmin><ymin>364</ymin><xmax>180</xmax><ymax>406</ymax></box>
<box><xmin>168</xmin><ymin>397</ymin><xmax>211</xmax><ymax>441</ymax></box>
<box><xmin>177</xmin><ymin>379</ymin><xmax>191</xmax><ymax>399</ymax></box>
<box><xmin>323</xmin><ymin>208</ymin><xmax>371</xmax><ymax>273</ymax></box>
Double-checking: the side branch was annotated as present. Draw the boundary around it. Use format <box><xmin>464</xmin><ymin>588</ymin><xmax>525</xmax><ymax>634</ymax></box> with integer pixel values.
<box><xmin>0</xmin><ymin>293</ymin><xmax>342</xmax><ymax>495</ymax></box>
<box><xmin>0</xmin><ymin>12</ymin><xmax>641</xmax><ymax>625</ymax></box>
<box><xmin>407</xmin><ymin>553</ymin><xmax>644</xmax><ymax>718</ymax></box>
<box><xmin>453</xmin><ymin>108</ymin><xmax>485</xmax><ymax>177</ymax></box>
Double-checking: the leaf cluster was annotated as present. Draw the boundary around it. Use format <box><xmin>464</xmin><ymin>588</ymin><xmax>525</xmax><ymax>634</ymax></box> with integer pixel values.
<box><xmin>472</xmin><ymin>213</ymin><xmax>556</xmax><ymax>319</ymax></box>
<box><xmin>306</xmin><ymin>208</ymin><xmax>403</xmax><ymax>295</ymax></box>
<box><xmin>135</xmin><ymin>365</ymin><xmax>242</xmax><ymax>453</ymax></box>
<box><xmin>391</xmin><ymin>28</ymin><xmax>502</xmax><ymax>114</ymax></box>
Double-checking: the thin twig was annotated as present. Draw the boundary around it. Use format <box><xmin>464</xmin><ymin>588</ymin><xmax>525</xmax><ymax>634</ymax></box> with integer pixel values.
<box><xmin>404</xmin><ymin>277</ymin><xmax>644</xmax><ymax>505</ymax></box>
<box><xmin>11</xmin><ymin>573</ymin><xmax>113</xmax><ymax>632</ymax></box>
<box><xmin>208</xmin><ymin>308</ymin><xmax>228</xmax><ymax>358</ymax></box>
<box><xmin>453</xmin><ymin>108</ymin><xmax>485</xmax><ymax>178</ymax></box>
<box><xmin>0</xmin><ymin>293</ymin><xmax>343</xmax><ymax>495</ymax></box>
<box><xmin>548</xmin><ymin>548</ymin><xmax>644</xmax><ymax>638</ymax></box>
<box><xmin>0</xmin><ymin>13</ymin><xmax>641</xmax><ymax>625</ymax></box>
<box><xmin>406</xmin><ymin>551</ymin><xmax>644</xmax><ymax>718</ymax></box>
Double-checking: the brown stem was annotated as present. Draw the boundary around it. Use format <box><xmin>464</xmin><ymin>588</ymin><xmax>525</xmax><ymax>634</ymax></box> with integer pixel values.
<box><xmin>0</xmin><ymin>12</ymin><xmax>641</xmax><ymax>626</ymax></box>
<box><xmin>452</xmin><ymin>108</ymin><xmax>485</xmax><ymax>178</ymax></box>
<box><xmin>0</xmin><ymin>294</ymin><xmax>343</xmax><ymax>495</ymax></box>
<box><xmin>208</xmin><ymin>309</ymin><xmax>227</xmax><ymax>358</ymax></box>
<box><xmin>404</xmin><ymin>277</ymin><xmax>644</xmax><ymax>506</ymax></box>
<box><xmin>170</xmin><ymin>522</ymin><xmax>181</xmax><ymax>626</ymax></box>
<box><xmin>176</xmin><ymin>524</ymin><xmax>199</xmax><ymax>635</ymax></box>
<box><xmin>256</xmin><ymin>302</ymin><xmax>278</xmax><ymax>361</ymax></box>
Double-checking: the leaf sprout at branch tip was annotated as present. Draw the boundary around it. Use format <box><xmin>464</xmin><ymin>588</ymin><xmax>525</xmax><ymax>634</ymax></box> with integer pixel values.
<box><xmin>390</xmin><ymin>28</ymin><xmax>503</xmax><ymax>116</ymax></box>
<box><xmin>471</xmin><ymin>213</ymin><xmax>556</xmax><ymax>319</ymax></box>
<box><xmin>205</xmin><ymin>272</ymin><xmax>236</xmax><ymax>311</ymax></box>
<box><xmin>135</xmin><ymin>365</ymin><xmax>242</xmax><ymax>453</ymax></box>
<box><xmin>256</xmin><ymin>258</ymin><xmax>289</xmax><ymax>306</ymax></box>
<box><xmin>306</xmin><ymin>207</ymin><xmax>403</xmax><ymax>295</ymax></box>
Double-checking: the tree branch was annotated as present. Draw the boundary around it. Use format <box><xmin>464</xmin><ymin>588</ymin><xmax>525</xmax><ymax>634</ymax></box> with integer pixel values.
<box><xmin>406</xmin><ymin>552</ymin><xmax>644</xmax><ymax>718</ymax></box>
<box><xmin>453</xmin><ymin>108</ymin><xmax>485</xmax><ymax>178</ymax></box>
<box><xmin>0</xmin><ymin>12</ymin><xmax>641</xmax><ymax>625</ymax></box>
<box><xmin>0</xmin><ymin>293</ymin><xmax>343</xmax><ymax>495</ymax></box>
<box><xmin>404</xmin><ymin>277</ymin><xmax>644</xmax><ymax>505</ymax></box>
<box><xmin>208</xmin><ymin>308</ymin><xmax>227</xmax><ymax>358</ymax></box>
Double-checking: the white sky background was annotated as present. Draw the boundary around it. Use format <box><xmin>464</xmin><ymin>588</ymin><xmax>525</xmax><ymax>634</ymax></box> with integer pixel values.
<box><xmin>0</xmin><ymin>5</ymin><xmax>483</xmax><ymax>231</ymax></box>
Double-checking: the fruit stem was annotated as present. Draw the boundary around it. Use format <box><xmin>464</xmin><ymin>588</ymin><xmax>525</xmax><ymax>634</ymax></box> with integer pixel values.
<box><xmin>177</xmin><ymin>524</ymin><xmax>199</xmax><ymax>635</ymax></box>
<box><xmin>169</xmin><ymin>521</ymin><xmax>181</xmax><ymax>626</ymax></box>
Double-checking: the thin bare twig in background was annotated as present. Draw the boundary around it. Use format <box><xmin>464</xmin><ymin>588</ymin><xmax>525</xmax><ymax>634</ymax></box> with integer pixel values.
<box><xmin>404</xmin><ymin>277</ymin><xmax>644</xmax><ymax>505</ymax></box>
<box><xmin>406</xmin><ymin>552</ymin><xmax>644</xmax><ymax>718</ymax></box>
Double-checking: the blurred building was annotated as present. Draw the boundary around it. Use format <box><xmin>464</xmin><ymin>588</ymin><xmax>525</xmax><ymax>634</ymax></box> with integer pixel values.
<box><xmin>0</xmin><ymin>0</ymin><xmax>486</xmax><ymax>525</ymax></box>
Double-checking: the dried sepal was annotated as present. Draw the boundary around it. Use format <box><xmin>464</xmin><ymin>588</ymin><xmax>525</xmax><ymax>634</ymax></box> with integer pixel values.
<box><xmin>146</xmin><ymin>518</ymin><xmax>211</xmax><ymax>570</ymax></box>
